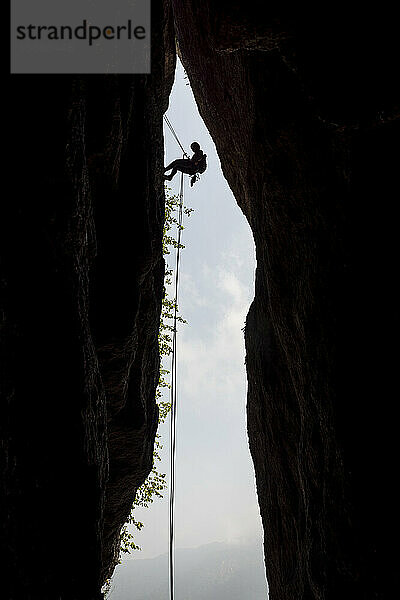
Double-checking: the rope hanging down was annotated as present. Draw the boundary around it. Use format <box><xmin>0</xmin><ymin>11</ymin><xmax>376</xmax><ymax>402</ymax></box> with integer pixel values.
<box><xmin>169</xmin><ymin>167</ymin><xmax>185</xmax><ymax>600</ymax></box>
<box><xmin>164</xmin><ymin>115</ymin><xmax>189</xmax><ymax>158</ymax></box>
<box><xmin>164</xmin><ymin>114</ymin><xmax>188</xmax><ymax>600</ymax></box>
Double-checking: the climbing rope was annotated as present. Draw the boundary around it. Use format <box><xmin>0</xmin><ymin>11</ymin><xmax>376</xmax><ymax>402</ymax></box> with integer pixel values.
<box><xmin>163</xmin><ymin>113</ymin><xmax>190</xmax><ymax>600</ymax></box>
<box><xmin>168</xmin><ymin>168</ymin><xmax>184</xmax><ymax>600</ymax></box>
<box><xmin>164</xmin><ymin>115</ymin><xmax>189</xmax><ymax>158</ymax></box>
<box><xmin>164</xmin><ymin>113</ymin><xmax>186</xmax><ymax>600</ymax></box>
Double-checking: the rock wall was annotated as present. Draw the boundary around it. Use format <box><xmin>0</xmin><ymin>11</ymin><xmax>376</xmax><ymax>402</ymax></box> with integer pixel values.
<box><xmin>2</xmin><ymin>2</ymin><xmax>175</xmax><ymax>598</ymax></box>
<box><xmin>172</xmin><ymin>3</ymin><xmax>399</xmax><ymax>599</ymax></box>
<box><xmin>3</xmin><ymin>4</ymin><xmax>399</xmax><ymax>599</ymax></box>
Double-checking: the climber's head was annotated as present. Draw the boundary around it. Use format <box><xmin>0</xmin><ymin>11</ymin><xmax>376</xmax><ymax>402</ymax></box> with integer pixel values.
<box><xmin>191</xmin><ymin>141</ymin><xmax>200</xmax><ymax>152</ymax></box>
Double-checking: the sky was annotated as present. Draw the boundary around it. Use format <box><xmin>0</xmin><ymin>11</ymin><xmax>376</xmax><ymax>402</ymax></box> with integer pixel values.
<box><xmin>109</xmin><ymin>59</ymin><xmax>265</xmax><ymax>596</ymax></box>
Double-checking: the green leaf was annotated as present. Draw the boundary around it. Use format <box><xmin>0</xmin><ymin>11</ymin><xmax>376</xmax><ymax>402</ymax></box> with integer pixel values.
<box><xmin>115</xmin><ymin>185</ymin><xmax>194</xmax><ymax>561</ymax></box>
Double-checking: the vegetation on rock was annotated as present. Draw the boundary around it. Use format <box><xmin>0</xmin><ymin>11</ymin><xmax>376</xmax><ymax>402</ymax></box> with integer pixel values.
<box><xmin>119</xmin><ymin>185</ymin><xmax>193</xmax><ymax>555</ymax></box>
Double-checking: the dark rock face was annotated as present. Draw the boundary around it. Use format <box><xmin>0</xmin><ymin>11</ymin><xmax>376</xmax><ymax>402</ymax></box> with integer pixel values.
<box><xmin>3</xmin><ymin>4</ymin><xmax>399</xmax><ymax>599</ymax></box>
<box><xmin>2</xmin><ymin>2</ymin><xmax>175</xmax><ymax>598</ymax></box>
<box><xmin>172</xmin><ymin>3</ymin><xmax>399</xmax><ymax>599</ymax></box>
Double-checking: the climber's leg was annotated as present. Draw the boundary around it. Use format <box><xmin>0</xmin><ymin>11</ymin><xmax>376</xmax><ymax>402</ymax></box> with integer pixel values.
<box><xmin>164</xmin><ymin>159</ymin><xmax>193</xmax><ymax>173</ymax></box>
<box><xmin>164</xmin><ymin>159</ymin><xmax>180</xmax><ymax>172</ymax></box>
<box><xmin>164</xmin><ymin>167</ymin><xmax>178</xmax><ymax>181</ymax></box>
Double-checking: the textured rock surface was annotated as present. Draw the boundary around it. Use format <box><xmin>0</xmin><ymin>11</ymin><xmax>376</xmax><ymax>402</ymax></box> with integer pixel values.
<box><xmin>3</xmin><ymin>4</ymin><xmax>400</xmax><ymax>599</ymax></box>
<box><xmin>2</xmin><ymin>2</ymin><xmax>175</xmax><ymax>598</ymax></box>
<box><xmin>172</xmin><ymin>3</ymin><xmax>399</xmax><ymax>599</ymax></box>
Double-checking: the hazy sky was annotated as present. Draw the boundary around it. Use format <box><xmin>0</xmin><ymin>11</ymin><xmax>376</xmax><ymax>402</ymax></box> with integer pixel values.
<box><xmin>109</xmin><ymin>59</ymin><xmax>264</xmax><ymax>595</ymax></box>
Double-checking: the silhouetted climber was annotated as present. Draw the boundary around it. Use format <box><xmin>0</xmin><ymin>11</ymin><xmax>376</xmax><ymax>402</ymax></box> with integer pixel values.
<box><xmin>164</xmin><ymin>142</ymin><xmax>207</xmax><ymax>187</ymax></box>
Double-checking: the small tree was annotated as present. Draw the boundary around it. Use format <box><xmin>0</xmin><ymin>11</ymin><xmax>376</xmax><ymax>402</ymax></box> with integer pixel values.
<box><xmin>118</xmin><ymin>185</ymin><xmax>193</xmax><ymax>556</ymax></box>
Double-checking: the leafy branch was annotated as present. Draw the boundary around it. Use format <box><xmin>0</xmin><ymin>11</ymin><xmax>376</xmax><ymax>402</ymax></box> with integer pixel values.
<box><xmin>118</xmin><ymin>185</ymin><xmax>193</xmax><ymax>557</ymax></box>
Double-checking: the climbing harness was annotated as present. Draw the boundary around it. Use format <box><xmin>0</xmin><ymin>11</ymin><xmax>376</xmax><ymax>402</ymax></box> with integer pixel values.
<box><xmin>195</xmin><ymin>153</ymin><xmax>207</xmax><ymax>174</ymax></box>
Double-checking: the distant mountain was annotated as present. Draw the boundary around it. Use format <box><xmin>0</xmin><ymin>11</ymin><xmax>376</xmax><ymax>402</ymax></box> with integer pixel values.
<box><xmin>108</xmin><ymin>541</ymin><xmax>268</xmax><ymax>600</ymax></box>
